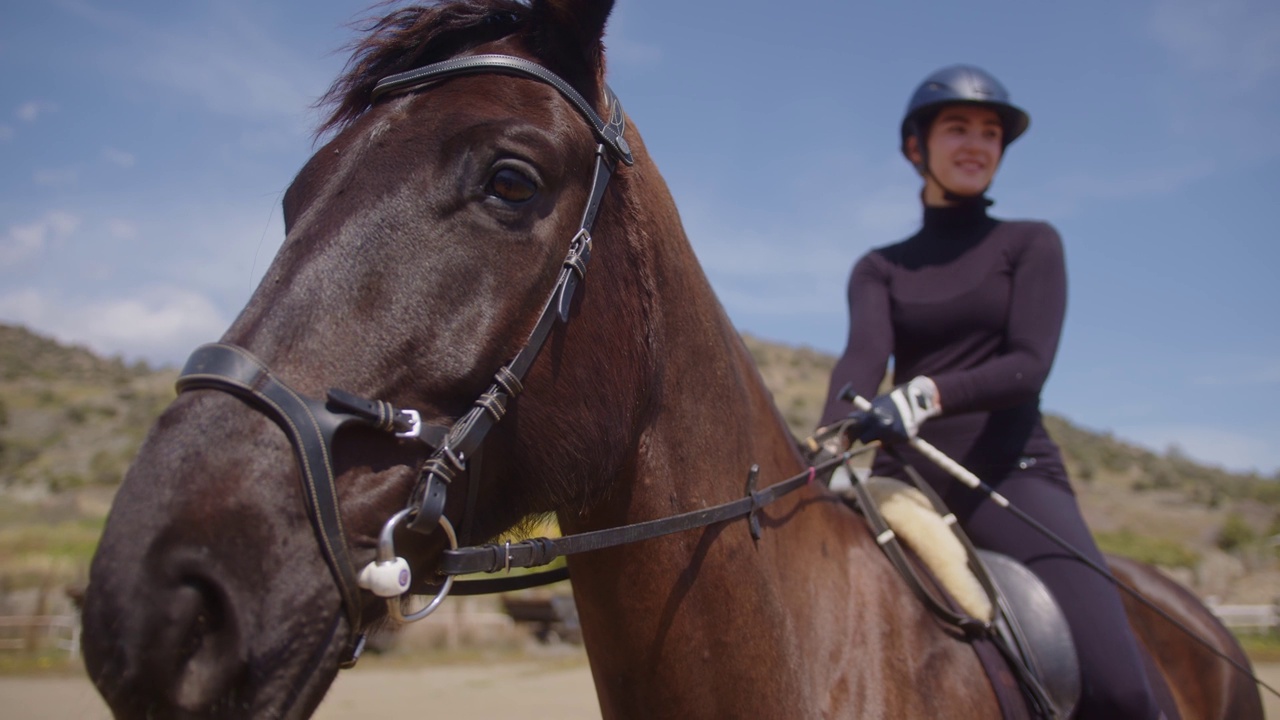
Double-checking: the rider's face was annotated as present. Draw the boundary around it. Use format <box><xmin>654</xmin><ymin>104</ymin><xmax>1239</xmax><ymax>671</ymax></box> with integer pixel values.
<box><xmin>908</xmin><ymin>105</ymin><xmax>1004</xmax><ymax>205</ymax></box>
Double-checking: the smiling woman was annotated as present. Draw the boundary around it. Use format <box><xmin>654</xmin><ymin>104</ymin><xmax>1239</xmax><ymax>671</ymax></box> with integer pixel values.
<box><xmin>817</xmin><ymin>64</ymin><xmax>1204</xmax><ymax>719</ymax></box>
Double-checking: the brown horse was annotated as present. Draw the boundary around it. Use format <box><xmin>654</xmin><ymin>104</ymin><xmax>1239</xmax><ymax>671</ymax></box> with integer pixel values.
<box><xmin>81</xmin><ymin>1</ymin><xmax>1262</xmax><ymax>718</ymax></box>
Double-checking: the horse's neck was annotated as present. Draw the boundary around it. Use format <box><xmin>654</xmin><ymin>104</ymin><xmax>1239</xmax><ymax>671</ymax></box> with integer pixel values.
<box><xmin>562</xmin><ymin>165</ymin><xmax>994</xmax><ymax>717</ymax></box>
<box><xmin>596</xmin><ymin>215</ymin><xmax>803</xmax><ymax>529</ymax></box>
<box><xmin>561</xmin><ymin>191</ymin><xmax>867</xmax><ymax>715</ymax></box>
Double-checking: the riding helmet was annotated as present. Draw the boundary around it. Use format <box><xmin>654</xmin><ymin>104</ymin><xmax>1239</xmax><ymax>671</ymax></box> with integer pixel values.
<box><xmin>899</xmin><ymin>64</ymin><xmax>1030</xmax><ymax>159</ymax></box>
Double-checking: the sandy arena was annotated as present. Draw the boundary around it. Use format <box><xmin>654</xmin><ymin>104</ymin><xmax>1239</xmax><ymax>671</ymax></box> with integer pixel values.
<box><xmin>4</xmin><ymin>657</ymin><xmax>1280</xmax><ymax>719</ymax></box>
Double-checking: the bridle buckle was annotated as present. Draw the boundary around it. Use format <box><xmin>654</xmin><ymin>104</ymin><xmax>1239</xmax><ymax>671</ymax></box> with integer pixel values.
<box><xmin>395</xmin><ymin>409</ymin><xmax>423</xmax><ymax>439</ymax></box>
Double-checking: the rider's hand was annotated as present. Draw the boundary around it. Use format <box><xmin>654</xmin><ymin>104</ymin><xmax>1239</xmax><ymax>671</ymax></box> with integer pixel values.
<box><xmin>848</xmin><ymin>376</ymin><xmax>941</xmax><ymax>444</ymax></box>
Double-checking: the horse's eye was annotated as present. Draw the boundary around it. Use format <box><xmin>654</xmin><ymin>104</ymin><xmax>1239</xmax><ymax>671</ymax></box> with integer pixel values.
<box><xmin>487</xmin><ymin>167</ymin><xmax>537</xmax><ymax>203</ymax></box>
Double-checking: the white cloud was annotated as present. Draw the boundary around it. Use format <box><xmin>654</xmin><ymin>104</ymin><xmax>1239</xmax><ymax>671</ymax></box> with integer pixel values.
<box><xmin>605</xmin><ymin>4</ymin><xmax>665</xmax><ymax>69</ymax></box>
<box><xmin>1</xmin><ymin>229</ymin><xmax>46</xmax><ymax>268</ymax></box>
<box><xmin>850</xmin><ymin>183</ymin><xmax>921</xmax><ymax>240</ymax></box>
<box><xmin>1008</xmin><ymin>160</ymin><xmax>1217</xmax><ymax>219</ymax></box>
<box><xmin>1145</xmin><ymin>0</ymin><xmax>1280</xmax><ymax>161</ymax></box>
<box><xmin>140</xmin><ymin>39</ymin><xmax>311</xmax><ymax>122</ymax></box>
<box><xmin>0</xmin><ymin>286</ymin><xmax>228</xmax><ymax>365</ymax></box>
<box><xmin>59</xmin><ymin>2</ymin><xmax>327</xmax><ymax>127</ymax></box>
<box><xmin>1</xmin><ymin>212</ymin><xmax>80</xmax><ymax>267</ymax></box>
<box><xmin>1149</xmin><ymin>0</ymin><xmax>1280</xmax><ymax>92</ymax></box>
<box><xmin>106</xmin><ymin>218</ymin><xmax>139</xmax><ymax>240</ymax></box>
<box><xmin>605</xmin><ymin>36</ymin><xmax>664</xmax><ymax>68</ymax></box>
<box><xmin>1191</xmin><ymin>358</ymin><xmax>1280</xmax><ymax>387</ymax></box>
<box><xmin>33</xmin><ymin>168</ymin><xmax>79</xmax><ymax>188</ymax></box>
<box><xmin>663</xmin><ymin>151</ymin><xmax>920</xmax><ymax>352</ymax></box>
<box><xmin>16</xmin><ymin>100</ymin><xmax>57</xmax><ymax>123</ymax></box>
<box><xmin>101</xmin><ymin>146</ymin><xmax>136</xmax><ymax>168</ymax></box>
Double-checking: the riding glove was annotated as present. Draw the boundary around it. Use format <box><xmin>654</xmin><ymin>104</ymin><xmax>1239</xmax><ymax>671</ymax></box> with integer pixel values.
<box><xmin>850</xmin><ymin>376</ymin><xmax>941</xmax><ymax>444</ymax></box>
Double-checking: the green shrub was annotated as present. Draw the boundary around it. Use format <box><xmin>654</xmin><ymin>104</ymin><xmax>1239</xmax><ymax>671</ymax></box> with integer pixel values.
<box><xmin>1095</xmin><ymin>529</ymin><xmax>1199</xmax><ymax>569</ymax></box>
<box><xmin>89</xmin><ymin>450</ymin><xmax>126</xmax><ymax>486</ymax></box>
<box><xmin>1216</xmin><ymin>513</ymin><xmax>1256</xmax><ymax>552</ymax></box>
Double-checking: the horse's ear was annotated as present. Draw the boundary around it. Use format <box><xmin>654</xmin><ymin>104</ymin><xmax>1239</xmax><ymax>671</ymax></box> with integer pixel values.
<box><xmin>528</xmin><ymin>0</ymin><xmax>614</xmax><ymax>94</ymax></box>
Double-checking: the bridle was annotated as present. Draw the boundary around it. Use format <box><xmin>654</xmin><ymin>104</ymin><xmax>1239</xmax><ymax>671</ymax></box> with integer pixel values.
<box><xmin>174</xmin><ymin>53</ymin><xmax>831</xmax><ymax>668</ymax></box>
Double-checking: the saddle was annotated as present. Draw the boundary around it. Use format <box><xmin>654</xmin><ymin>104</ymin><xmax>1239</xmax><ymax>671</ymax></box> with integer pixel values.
<box><xmin>832</xmin><ymin>466</ymin><xmax>1081</xmax><ymax>719</ymax></box>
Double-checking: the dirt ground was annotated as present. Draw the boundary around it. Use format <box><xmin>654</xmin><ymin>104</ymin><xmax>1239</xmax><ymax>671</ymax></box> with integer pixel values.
<box><xmin>5</xmin><ymin>658</ymin><xmax>1280</xmax><ymax>718</ymax></box>
<box><xmin>0</xmin><ymin>655</ymin><xmax>598</xmax><ymax>720</ymax></box>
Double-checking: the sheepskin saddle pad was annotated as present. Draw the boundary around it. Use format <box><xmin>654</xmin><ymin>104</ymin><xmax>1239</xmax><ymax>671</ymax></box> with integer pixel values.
<box><xmin>863</xmin><ymin>476</ymin><xmax>1081</xmax><ymax>718</ymax></box>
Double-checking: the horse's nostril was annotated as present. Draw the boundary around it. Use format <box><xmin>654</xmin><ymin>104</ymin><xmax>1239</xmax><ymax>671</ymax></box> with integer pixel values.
<box><xmin>163</xmin><ymin>572</ymin><xmax>245</xmax><ymax>711</ymax></box>
<box><xmin>177</xmin><ymin>577</ymin><xmax>225</xmax><ymax>649</ymax></box>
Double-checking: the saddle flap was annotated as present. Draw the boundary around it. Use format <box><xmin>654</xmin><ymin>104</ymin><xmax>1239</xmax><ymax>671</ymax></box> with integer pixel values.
<box><xmin>978</xmin><ymin>549</ymin><xmax>1082</xmax><ymax>719</ymax></box>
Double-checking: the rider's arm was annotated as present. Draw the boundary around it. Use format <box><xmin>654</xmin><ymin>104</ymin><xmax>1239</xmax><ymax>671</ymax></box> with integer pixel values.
<box><xmin>930</xmin><ymin>223</ymin><xmax>1066</xmax><ymax>414</ymax></box>
<box><xmin>820</xmin><ymin>252</ymin><xmax>893</xmax><ymax>427</ymax></box>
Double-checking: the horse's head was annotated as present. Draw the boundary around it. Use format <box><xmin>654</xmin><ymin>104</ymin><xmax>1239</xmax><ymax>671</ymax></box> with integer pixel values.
<box><xmin>82</xmin><ymin>1</ymin><xmax>669</xmax><ymax>716</ymax></box>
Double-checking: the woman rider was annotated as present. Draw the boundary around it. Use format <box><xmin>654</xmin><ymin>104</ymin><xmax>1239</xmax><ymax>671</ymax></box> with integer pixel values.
<box><xmin>819</xmin><ymin>65</ymin><xmax>1174</xmax><ymax>719</ymax></box>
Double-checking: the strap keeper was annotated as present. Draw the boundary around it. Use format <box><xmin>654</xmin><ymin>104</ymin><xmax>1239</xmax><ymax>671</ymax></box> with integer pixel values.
<box><xmin>565</xmin><ymin>229</ymin><xmax>593</xmax><ymax>278</ymax></box>
<box><xmin>494</xmin><ymin>366</ymin><xmax>523</xmax><ymax>396</ymax></box>
<box><xmin>743</xmin><ymin>464</ymin><xmax>762</xmax><ymax>541</ymax></box>
<box><xmin>422</xmin><ymin>457</ymin><xmax>457</xmax><ymax>484</ymax></box>
<box><xmin>564</xmin><ymin>252</ymin><xmax>588</xmax><ymax>279</ymax></box>
<box><xmin>475</xmin><ymin>391</ymin><xmax>508</xmax><ymax>421</ymax></box>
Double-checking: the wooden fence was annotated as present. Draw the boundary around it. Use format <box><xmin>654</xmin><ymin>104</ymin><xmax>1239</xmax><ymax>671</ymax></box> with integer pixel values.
<box><xmin>0</xmin><ymin>614</ymin><xmax>80</xmax><ymax>659</ymax></box>
<box><xmin>0</xmin><ymin>602</ymin><xmax>1274</xmax><ymax>661</ymax></box>
<box><xmin>1207</xmin><ymin>603</ymin><xmax>1280</xmax><ymax>632</ymax></box>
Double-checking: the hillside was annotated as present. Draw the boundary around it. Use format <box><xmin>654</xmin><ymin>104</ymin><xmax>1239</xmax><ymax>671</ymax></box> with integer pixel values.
<box><xmin>0</xmin><ymin>325</ymin><xmax>177</xmax><ymax>609</ymax></box>
<box><xmin>1</xmin><ymin>324</ymin><xmax>1277</xmax><ymax>610</ymax></box>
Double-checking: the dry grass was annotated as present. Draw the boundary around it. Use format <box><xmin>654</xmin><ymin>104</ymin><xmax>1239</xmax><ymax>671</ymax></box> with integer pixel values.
<box><xmin>1</xmin><ymin>323</ymin><xmax>1278</xmax><ymax>604</ymax></box>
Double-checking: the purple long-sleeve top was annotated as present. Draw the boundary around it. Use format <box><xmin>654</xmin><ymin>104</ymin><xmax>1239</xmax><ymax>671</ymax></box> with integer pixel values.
<box><xmin>820</xmin><ymin>202</ymin><xmax>1069</xmax><ymax>484</ymax></box>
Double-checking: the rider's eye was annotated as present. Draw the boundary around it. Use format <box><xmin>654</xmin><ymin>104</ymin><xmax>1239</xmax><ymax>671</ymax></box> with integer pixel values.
<box><xmin>487</xmin><ymin>167</ymin><xmax>538</xmax><ymax>203</ymax></box>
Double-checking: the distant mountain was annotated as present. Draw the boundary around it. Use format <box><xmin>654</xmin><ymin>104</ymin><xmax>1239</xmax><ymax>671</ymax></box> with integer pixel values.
<box><xmin>1</xmin><ymin>324</ymin><xmax>1276</xmax><ymax>603</ymax></box>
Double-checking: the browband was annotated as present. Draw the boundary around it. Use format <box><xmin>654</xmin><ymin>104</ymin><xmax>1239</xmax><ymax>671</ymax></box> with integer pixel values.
<box><xmin>372</xmin><ymin>53</ymin><xmax>634</xmax><ymax>166</ymax></box>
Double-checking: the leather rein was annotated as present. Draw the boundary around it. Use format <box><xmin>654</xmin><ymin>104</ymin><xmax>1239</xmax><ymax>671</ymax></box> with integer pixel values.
<box><xmin>174</xmin><ymin>54</ymin><xmax>833</xmax><ymax>667</ymax></box>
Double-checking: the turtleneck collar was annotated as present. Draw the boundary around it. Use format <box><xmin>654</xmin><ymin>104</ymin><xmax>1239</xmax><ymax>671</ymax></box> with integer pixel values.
<box><xmin>894</xmin><ymin>199</ymin><xmax>1000</xmax><ymax>267</ymax></box>
<box><xmin>922</xmin><ymin>199</ymin><xmax>993</xmax><ymax>234</ymax></box>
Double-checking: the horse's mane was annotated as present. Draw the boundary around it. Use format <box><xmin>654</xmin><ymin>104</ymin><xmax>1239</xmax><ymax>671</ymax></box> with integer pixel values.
<box><xmin>317</xmin><ymin>0</ymin><xmax>531</xmax><ymax>136</ymax></box>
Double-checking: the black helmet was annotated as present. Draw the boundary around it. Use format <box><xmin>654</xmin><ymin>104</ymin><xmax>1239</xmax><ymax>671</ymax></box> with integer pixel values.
<box><xmin>899</xmin><ymin>64</ymin><xmax>1030</xmax><ymax>159</ymax></box>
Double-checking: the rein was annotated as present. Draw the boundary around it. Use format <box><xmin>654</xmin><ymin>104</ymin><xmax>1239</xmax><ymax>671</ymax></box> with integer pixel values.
<box><xmin>411</xmin><ymin>458</ymin><xmax>843</xmax><ymax>593</ymax></box>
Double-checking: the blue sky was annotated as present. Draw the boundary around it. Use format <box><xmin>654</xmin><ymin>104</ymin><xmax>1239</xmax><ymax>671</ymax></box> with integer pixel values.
<box><xmin>2</xmin><ymin>0</ymin><xmax>1278</xmax><ymax>476</ymax></box>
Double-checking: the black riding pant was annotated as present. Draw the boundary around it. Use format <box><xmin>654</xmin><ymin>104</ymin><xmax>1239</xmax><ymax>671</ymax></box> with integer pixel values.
<box><xmin>931</xmin><ymin>465</ymin><xmax>1177</xmax><ymax>720</ymax></box>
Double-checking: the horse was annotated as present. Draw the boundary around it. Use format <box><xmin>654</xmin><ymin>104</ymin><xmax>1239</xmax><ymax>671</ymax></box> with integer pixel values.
<box><xmin>80</xmin><ymin>1</ymin><xmax>1263</xmax><ymax>718</ymax></box>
